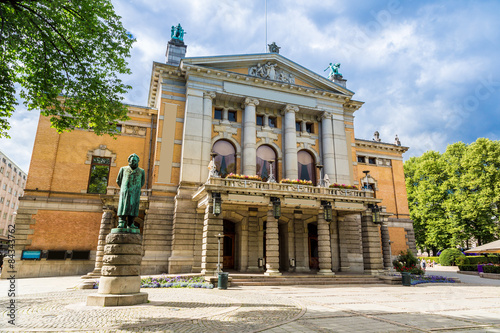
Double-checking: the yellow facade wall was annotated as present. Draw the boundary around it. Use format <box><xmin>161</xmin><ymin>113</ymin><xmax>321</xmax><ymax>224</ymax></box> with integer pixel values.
<box><xmin>27</xmin><ymin>210</ymin><xmax>102</xmax><ymax>250</ymax></box>
<box><xmin>27</xmin><ymin>116</ymin><xmax>152</xmax><ymax>194</ymax></box>
<box><xmin>388</xmin><ymin>227</ymin><xmax>408</xmax><ymax>255</ymax></box>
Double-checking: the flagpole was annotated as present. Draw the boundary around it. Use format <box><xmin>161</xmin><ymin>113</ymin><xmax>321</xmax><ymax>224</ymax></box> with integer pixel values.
<box><xmin>265</xmin><ymin>0</ymin><xmax>267</xmax><ymax>52</ymax></box>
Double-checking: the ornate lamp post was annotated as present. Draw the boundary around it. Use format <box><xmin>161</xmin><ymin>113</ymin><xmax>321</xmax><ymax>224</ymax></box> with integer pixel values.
<box><xmin>212</xmin><ymin>192</ymin><xmax>222</xmax><ymax>216</ymax></box>
<box><xmin>321</xmin><ymin>200</ymin><xmax>332</xmax><ymax>221</ymax></box>
<box><xmin>216</xmin><ymin>233</ymin><xmax>224</xmax><ymax>275</ymax></box>
<box><xmin>270</xmin><ymin>197</ymin><xmax>281</xmax><ymax>219</ymax></box>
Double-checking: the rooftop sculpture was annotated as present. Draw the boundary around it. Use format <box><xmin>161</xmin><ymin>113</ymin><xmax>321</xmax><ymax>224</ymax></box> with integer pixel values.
<box><xmin>171</xmin><ymin>23</ymin><xmax>186</xmax><ymax>42</ymax></box>
<box><xmin>324</xmin><ymin>62</ymin><xmax>342</xmax><ymax>79</ymax></box>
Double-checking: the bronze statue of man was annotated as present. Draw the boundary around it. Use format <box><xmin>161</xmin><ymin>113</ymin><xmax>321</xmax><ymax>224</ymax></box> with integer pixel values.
<box><xmin>116</xmin><ymin>153</ymin><xmax>145</xmax><ymax>230</ymax></box>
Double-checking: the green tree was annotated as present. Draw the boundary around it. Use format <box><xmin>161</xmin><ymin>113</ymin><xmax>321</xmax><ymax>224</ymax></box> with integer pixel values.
<box><xmin>405</xmin><ymin>151</ymin><xmax>452</xmax><ymax>253</ymax></box>
<box><xmin>405</xmin><ymin>139</ymin><xmax>500</xmax><ymax>252</ymax></box>
<box><xmin>0</xmin><ymin>0</ymin><xmax>134</xmax><ymax>138</ymax></box>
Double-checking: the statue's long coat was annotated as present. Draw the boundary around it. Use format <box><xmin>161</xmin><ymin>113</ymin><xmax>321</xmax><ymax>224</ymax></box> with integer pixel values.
<box><xmin>116</xmin><ymin>166</ymin><xmax>145</xmax><ymax>217</ymax></box>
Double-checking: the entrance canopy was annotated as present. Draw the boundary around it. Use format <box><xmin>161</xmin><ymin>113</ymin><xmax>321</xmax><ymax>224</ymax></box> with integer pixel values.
<box><xmin>465</xmin><ymin>240</ymin><xmax>500</xmax><ymax>254</ymax></box>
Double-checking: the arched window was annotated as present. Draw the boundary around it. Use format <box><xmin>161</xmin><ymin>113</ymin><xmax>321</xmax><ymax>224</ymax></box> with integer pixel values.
<box><xmin>212</xmin><ymin>140</ymin><xmax>236</xmax><ymax>177</ymax></box>
<box><xmin>297</xmin><ymin>150</ymin><xmax>315</xmax><ymax>184</ymax></box>
<box><xmin>256</xmin><ymin>145</ymin><xmax>277</xmax><ymax>181</ymax></box>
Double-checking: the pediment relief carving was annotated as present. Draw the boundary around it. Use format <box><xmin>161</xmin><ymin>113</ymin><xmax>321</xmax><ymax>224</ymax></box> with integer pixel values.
<box><xmin>248</xmin><ymin>62</ymin><xmax>295</xmax><ymax>84</ymax></box>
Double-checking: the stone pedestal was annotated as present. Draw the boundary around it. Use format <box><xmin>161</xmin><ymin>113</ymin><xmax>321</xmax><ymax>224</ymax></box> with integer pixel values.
<box><xmin>87</xmin><ymin>233</ymin><xmax>148</xmax><ymax>307</ymax></box>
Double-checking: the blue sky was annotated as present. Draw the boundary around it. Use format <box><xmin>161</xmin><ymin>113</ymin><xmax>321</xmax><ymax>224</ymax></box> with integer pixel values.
<box><xmin>2</xmin><ymin>0</ymin><xmax>500</xmax><ymax>173</ymax></box>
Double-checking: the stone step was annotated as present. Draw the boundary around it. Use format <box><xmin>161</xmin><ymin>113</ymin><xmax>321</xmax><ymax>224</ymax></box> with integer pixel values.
<box><xmin>228</xmin><ymin>275</ymin><xmax>382</xmax><ymax>286</ymax></box>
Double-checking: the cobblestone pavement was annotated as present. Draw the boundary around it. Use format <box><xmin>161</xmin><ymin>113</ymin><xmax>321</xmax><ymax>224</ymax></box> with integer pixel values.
<box><xmin>1</xmin><ymin>283</ymin><xmax>500</xmax><ymax>332</ymax></box>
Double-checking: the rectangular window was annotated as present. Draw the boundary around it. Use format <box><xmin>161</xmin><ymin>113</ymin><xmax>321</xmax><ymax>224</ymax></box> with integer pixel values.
<box><xmin>3</xmin><ymin>213</ymin><xmax>7</xmax><ymax>219</ymax></box>
<box><xmin>6</xmin><ymin>200</ymin><xmax>9</xmax><ymax>206</ymax></box>
<box><xmin>306</xmin><ymin>123</ymin><xmax>313</xmax><ymax>133</ymax></box>
<box><xmin>71</xmin><ymin>250</ymin><xmax>90</xmax><ymax>260</ymax></box>
<box><xmin>295</xmin><ymin>122</ymin><xmax>301</xmax><ymax>132</ymax></box>
<box><xmin>13</xmin><ymin>190</ymin><xmax>16</xmax><ymax>196</ymax></box>
<box><xmin>87</xmin><ymin>156</ymin><xmax>111</xmax><ymax>194</ymax></box>
<box><xmin>228</xmin><ymin>110</ymin><xmax>237</xmax><ymax>122</ymax></box>
<box><xmin>8</xmin><ymin>214</ymin><xmax>12</xmax><ymax>221</ymax></box>
<box><xmin>268</xmin><ymin>117</ymin><xmax>277</xmax><ymax>128</ymax></box>
<box><xmin>214</xmin><ymin>108</ymin><xmax>222</xmax><ymax>120</ymax></box>
<box><xmin>0</xmin><ymin>167</ymin><xmax>3</xmax><ymax>173</ymax></box>
<box><xmin>11</xmin><ymin>203</ymin><xmax>14</xmax><ymax>209</ymax></box>
<box><xmin>368</xmin><ymin>157</ymin><xmax>376</xmax><ymax>165</ymax></box>
<box><xmin>6</xmin><ymin>171</ymin><xmax>9</xmax><ymax>177</ymax></box>
<box><xmin>2</xmin><ymin>184</ymin><xmax>6</xmax><ymax>190</ymax></box>
<box><xmin>357</xmin><ymin>156</ymin><xmax>366</xmax><ymax>163</ymax></box>
<box><xmin>47</xmin><ymin>250</ymin><xmax>67</xmax><ymax>260</ymax></box>
<box><xmin>0</xmin><ymin>198</ymin><xmax>3</xmax><ymax>203</ymax></box>
<box><xmin>256</xmin><ymin>115</ymin><xmax>264</xmax><ymax>126</ymax></box>
<box><xmin>8</xmin><ymin>187</ymin><xmax>12</xmax><ymax>194</ymax></box>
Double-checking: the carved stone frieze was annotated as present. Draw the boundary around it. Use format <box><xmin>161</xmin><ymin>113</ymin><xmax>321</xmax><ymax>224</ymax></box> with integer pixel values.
<box><xmin>124</xmin><ymin>125</ymin><xmax>147</xmax><ymax>137</ymax></box>
<box><xmin>248</xmin><ymin>62</ymin><xmax>295</xmax><ymax>84</ymax></box>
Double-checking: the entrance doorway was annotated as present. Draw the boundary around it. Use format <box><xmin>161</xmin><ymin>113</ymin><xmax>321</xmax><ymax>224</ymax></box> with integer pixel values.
<box><xmin>223</xmin><ymin>220</ymin><xmax>235</xmax><ymax>269</ymax></box>
<box><xmin>308</xmin><ymin>223</ymin><xmax>319</xmax><ymax>270</ymax></box>
<box><xmin>279</xmin><ymin>222</ymin><xmax>288</xmax><ymax>271</ymax></box>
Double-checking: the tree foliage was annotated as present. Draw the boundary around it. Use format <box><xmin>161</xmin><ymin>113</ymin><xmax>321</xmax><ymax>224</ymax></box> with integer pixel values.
<box><xmin>405</xmin><ymin>138</ymin><xmax>500</xmax><ymax>252</ymax></box>
<box><xmin>0</xmin><ymin>0</ymin><xmax>135</xmax><ymax>138</ymax></box>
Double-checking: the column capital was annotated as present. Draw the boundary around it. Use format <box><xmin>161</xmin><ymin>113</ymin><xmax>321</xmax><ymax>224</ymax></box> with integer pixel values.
<box><xmin>321</xmin><ymin>111</ymin><xmax>333</xmax><ymax>120</ymax></box>
<box><xmin>283</xmin><ymin>104</ymin><xmax>299</xmax><ymax>114</ymax></box>
<box><xmin>244</xmin><ymin>97</ymin><xmax>259</xmax><ymax>107</ymax></box>
<box><xmin>203</xmin><ymin>91</ymin><xmax>216</xmax><ymax>99</ymax></box>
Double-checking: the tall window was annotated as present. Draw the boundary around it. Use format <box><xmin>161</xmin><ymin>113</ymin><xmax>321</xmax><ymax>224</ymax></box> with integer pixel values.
<box><xmin>256</xmin><ymin>145</ymin><xmax>277</xmax><ymax>181</ymax></box>
<box><xmin>297</xmin><ymin>150</ymin><xmax>315</xmax><ymax>184</ymax></box>
<box><xmin>87</xmin><ymin>156</ymin><xmax>111</xmax><ymax>194</ymax></box>
<box><xmin>212</xmin><ymin>140</ymin><xmax>236</xmax><ymax>177</ymax></box>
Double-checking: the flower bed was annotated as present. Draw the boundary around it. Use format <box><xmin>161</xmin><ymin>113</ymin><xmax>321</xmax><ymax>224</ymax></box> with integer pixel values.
<box><xmin>226</xmin><ymin>173</ymin><xmax>262</xmax><ymax>181</ymax></box>
<box><xmin>280</xmin><ymin>179</ymin><xmax>313</xmax><ymax>185</ymax></box>
<box><xmin>385</xmin><ymin>273</ymin><xmax>457</xmax><ymax>285</ymax></box>
<box><xmin>141</xmin><ymin>275</ymin><xmax>213</xmax><ymax>289</ymax></box>
<box><xmin>93</xmin><ymin>275</ymin><xmax>214</xmax><ymax>289</ymax></box>
<box><xmin>329</xmin><ymin>183</ymin><xmax>357</xmax><ymax>190</ymax></box>
<box><xmin>410</xmin><ymin>274</ymin><xmax>457</xmax><ymax>285</ymax></box>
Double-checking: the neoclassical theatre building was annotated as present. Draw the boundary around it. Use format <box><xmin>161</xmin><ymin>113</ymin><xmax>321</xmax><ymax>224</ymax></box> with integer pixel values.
<box><xmin>6</xmin><ymin>31</ymin><xmax>415</xmax><ymax>278</ymax></box>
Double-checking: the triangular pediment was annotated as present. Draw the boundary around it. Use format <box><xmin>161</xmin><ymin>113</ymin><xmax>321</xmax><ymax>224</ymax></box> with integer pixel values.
<box><xmin>181</xmin><ymin>53</ymin><xmax>353</xmax><ymax>97</ymax></box>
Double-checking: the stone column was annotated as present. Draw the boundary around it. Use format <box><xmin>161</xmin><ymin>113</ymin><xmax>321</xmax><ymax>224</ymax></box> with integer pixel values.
<box><xmin>240</xmin><ymin>218</ymin><xmax>249</xmax><ymax>271</ymax></box>
<box><xmin>222</xmin><ymin>107</ymin><xmax>229</xmax><ymax>123</ymax></box>
<box><xmin>321</xmin><ymin>112</ymin><xmax>335</xmax><ymax>179</ymax></box>
<box><xmin>380</xmin><ymin>224</ymin><xmax>392</xmax><ymax>269</ymax></box>
<box><xmin>201</xmin><ymin>204</ymin><xmax>223</xmax><ymax>275</ymax></box>
<box><xmin>243</xmin><ymin>98</ymin><xmax>259</xmax><ymax>175</ymax></box>
<box><xmin>283</xmin><ymin>104</ymin><xmax>299</xmax><ymax>179</ymax></box>
<box><xmin>317</xmin><ymin>212</ymin><xmax>334</xmax><ymax>275</ymax></box>
<box><xmin>361</xmin><ymin>211</ymin><xmax>384</xmax><ymax>273</ymax></box>
<box><xmin>265</xmin><ymin>209</ymin><xmax>281</xmax><ymax>276</ymax></box>
<box><xmin>81</xmin><ymin>209</ymin><xmax>115</xmax><ymax>284</ymax></box>
<box><xmin>263</xmin><ymin>114</ymin><xmax>269</xmax><ymax>128</ymax></box>
<box><xmin>294</xmin><ymin>214</ymin><xmax>309</xmax><ymax>272</ymax></box>
<box><xmin>180</xmin><ymin>89</ymin><xmax>204</xmax><ymax>183</ymax></box>
<box><xmin>201</xmin><ymin>91</ymin><xmax>216</xmax><ymax>182</ymax></box>
<box><xmin>247</xmin><ymin>210</ymin><xmax>260</xmax><ymax>272</ymax></box>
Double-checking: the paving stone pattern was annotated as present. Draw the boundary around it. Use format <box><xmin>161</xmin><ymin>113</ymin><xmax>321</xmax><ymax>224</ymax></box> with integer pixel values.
<box><xmin>1</xmin><ymin>284</ymin><xmax>500</xmax><ymax>332</ymax></box>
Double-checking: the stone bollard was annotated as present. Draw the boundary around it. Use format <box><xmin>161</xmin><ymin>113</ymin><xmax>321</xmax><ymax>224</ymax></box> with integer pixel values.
<box><xmin>87</xmin><ymin>233</ymin><xmax>148</xmax><ymax>306</ymax></box>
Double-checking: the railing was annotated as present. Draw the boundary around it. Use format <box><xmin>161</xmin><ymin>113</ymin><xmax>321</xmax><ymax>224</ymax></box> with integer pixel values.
<box><xmin>105</xmin><ymin>187</ymin><xmax>152</xmax><ymax>197</ymax></box>
<box><xmin>205</xmin><ymin>177</ymin><xmax>374</xmax><ymax>198</ymax></box>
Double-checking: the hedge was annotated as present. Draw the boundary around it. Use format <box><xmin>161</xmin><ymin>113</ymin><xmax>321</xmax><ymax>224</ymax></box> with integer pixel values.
<box><xmin>482</xmin><ymin>265</ymin><xmax>500</xmax><ymax>274</ymax></box>
<box><xmin>465</xmin><ymin>256</ymin><xmax>500</xmax><ymax>265</ymax></box>
<box><xmin>458</xmin><ymin>265</ymin><xmax>478</xmax><ymax>272</ymax></box>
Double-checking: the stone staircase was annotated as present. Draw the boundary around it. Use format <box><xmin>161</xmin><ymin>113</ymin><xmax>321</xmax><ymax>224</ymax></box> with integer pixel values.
<box><xmin>227</xmin><ymin>274</ymin><xmax>383</xmax><ymax>287</ymax></box>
